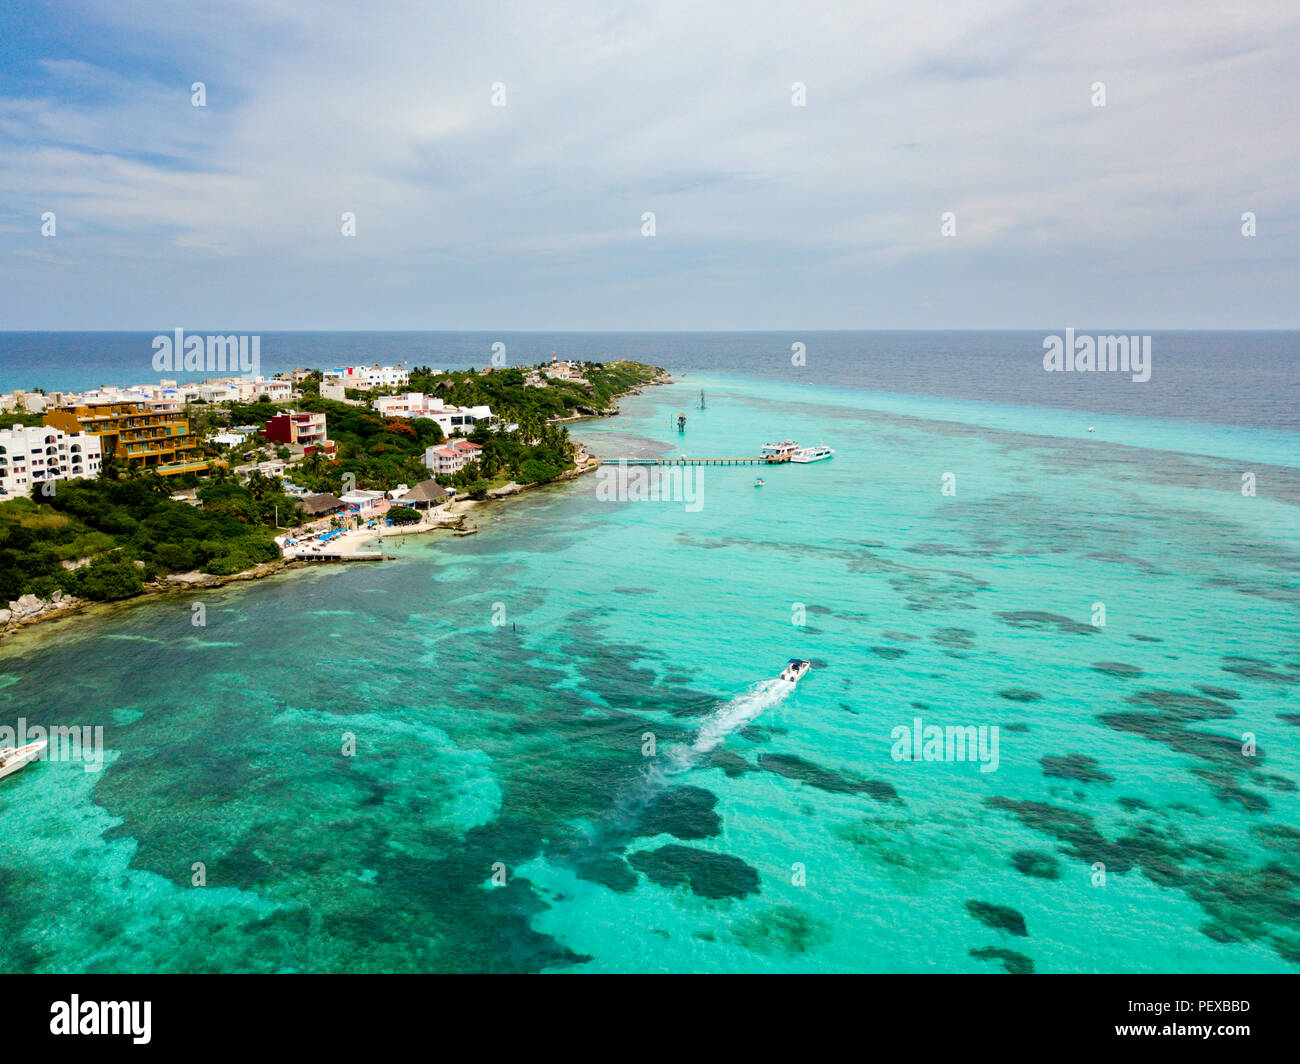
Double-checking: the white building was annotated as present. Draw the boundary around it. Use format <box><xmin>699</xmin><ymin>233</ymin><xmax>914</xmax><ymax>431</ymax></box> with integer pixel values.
<box><xmin>339</xmin><ymin>489</ymin><xmax>386</xmax><ymax>514</ymax></box>
<box><xmin>0</xmin><ymin>424</ymin><xmax>102</xmax><ymax>497</ymax></box>
<box><xmin>238</xmin><ymin>377</ymin><xmax>293</xmax><ymax>402</ymax></box>
<box><xmin>373</xmin><ymin>394</ymin><xmax>491</xmax><ymax>434</ymax></box>
<box><xmin>323</xmin><ymin>364</ymin><xmax>409</xmax><ymax>390</ymax></box>
<box><xmin>423</xmin><ymin>440</ymin><xmax>483</xmax><ymax>475</ymax></box>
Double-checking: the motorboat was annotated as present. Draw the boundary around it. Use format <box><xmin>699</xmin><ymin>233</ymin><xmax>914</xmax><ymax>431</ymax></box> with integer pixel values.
<box><xmin>0</xmin><ymin>740</ymin><xmax>47</xmax><ymax>782</ymax></box>
<box><xmin>779</xmin><ymin>659</ymin><xmax>811</xmax><ymax>683</ymax></box>
<box><xmin>791</xmin><ymin>445</ymin><xmax>834</xmax><ymax>463</ymax></box>
<box><xmin>754</xmin><ymin>478</ymin><xmax>765</xmax><ymax>487</ymax></box>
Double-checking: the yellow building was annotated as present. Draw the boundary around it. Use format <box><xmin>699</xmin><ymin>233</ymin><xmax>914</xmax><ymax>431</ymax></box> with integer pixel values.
<box><xmin>44</xmin><ymin>400</ymin><xmax>208</xmax><ymax>476</ymax></box>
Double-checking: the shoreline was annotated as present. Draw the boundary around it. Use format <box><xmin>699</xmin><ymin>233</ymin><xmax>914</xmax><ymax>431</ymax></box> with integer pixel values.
<box><xmin>1</xmin><ymin>372</ymin><xmax>672</xmax><ymax>644</ymax></box>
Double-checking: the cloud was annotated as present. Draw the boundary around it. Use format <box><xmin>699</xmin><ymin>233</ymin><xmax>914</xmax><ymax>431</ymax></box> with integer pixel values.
<box><xmin>0</xmin><ymin>0</ymin><xmax>1296</xmax><ymax>328</ymax></box>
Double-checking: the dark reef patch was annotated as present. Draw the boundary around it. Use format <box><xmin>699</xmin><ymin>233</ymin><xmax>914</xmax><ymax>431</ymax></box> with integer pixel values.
<box><xmin>636</xmin><ymin>786</ymin><xmax>722</xmax><ymax>841</ymax></box>
<box><xmin>759</xmin><ymin>753</ymin><xmax>901</xmax><ymax>803</ymax></box>
<box><xmin>1041</xmin><ymin>754</ymin><xmax>1114</xmax><ymax>785</ymax></box>
<box><xmin>965</xmin><ymin>900</ymin><xmax>1028</xmax><ymax>937</ymax></box>
<box><xmin>1117</xmin><ymin>796</ymin><xmax>1150</xmax><ymax>813</ymax></box>
<box><xmin>1011</xmin><ymin>850</ymin><xmax>1062</xmax><ymax>880</ymax></box>
<box><xmin>706</xmin><ymin>749</ymin><xmax>753</xmax><ymax>778</ymax></box>
<box><xmin>627</xmin><ymin>845</ymin><xmax>761</xmax><ymax>900</ymax></box>
<box><xmin>998</xmin><ymin>689</ymin><xmax>1042</xmax><ymax>703</ymax></box>
<box><xmin>729</xmin><ymin>905</ymin><xmax>831</xmax><ymax>957</ymax></box>
<box><xmin>1279</xmin><ymin>714</ymin><xmax>1300</xmax><ymax>727</ymax></box>
<box><xmin>1130</xmin><ymin>634</ymin><xmax>1163</xmax><ymax>643</ymax></box>
<box><xmin>997</xmin><ymin>611</ymin><xmax>1095</xmax><ymax>635</ymax></box>
<box><xmin>1003</xmin><ymin>722</ymin><xmax>1031</xmax><ymax>733</ymax></box>
<box><xmin>987</xmin><ymin>796</ymin><xmax>1300</xmax><ymax>965</ymax></box>
<box><xmin>870</xmin><ymin>646</ymin><xmax>908</xmax><ymax>659</ymax></box>
<box><xmin>970</xmin><ymin>946</ymin><xmax>1035</xmax><ymax>974</ymax></box>
<box><xmin>1124</xmin><ymin>688</ymin><xmax>1236</xmax><ymax>722</ymax></box>
<box><xmin>1091</xmin><ymin>661</ymin><xmax>1144</xmax><ymax>679</ymax></box>
<box><xmin>931</xmin><ymin>628</ymin><xmax>977</xmax><ymax>650</ymax></box>
<box><xmin>572</xmin><ymin>852</ymin><xmax>638</xmax><ymax>893</ymax></box>
<box><xmin>1196</xmin><ymin>685</ymin><xmax>1241</xmax><ymax>701</ymax></box>
<box><xmin>1221</xmin><ymin>656</ymin><xmax>1298</xmax><ymax>685</ymax></box>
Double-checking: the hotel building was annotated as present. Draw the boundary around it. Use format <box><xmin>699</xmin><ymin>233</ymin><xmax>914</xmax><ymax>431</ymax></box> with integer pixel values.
<box><xmin>43</xmin><ymin>400</ymin><xmax>207</xmax><ymax>477</ymax></box>
<box><xmin>0</xmin><ymin>424</ymin><xmax>103</xmax><ymax>497</ymax></box>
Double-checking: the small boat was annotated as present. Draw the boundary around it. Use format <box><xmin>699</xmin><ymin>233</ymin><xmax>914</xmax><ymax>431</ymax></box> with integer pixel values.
<box><xmin>759</xmin><ymin>440</ymin><xmax>800</xmax><ymax>462</ymax></box>
<box><xmin>779</xmin><ymin>659</ymin><xmax>811</xmax><ymax>683</ymax></box>
<box><xmin>754</xmin><ymin>478</ymin><xmax>765</xmax><ymax>487</ymax></box>
<box><xmin>791</xmin><ymin>445</ymin><xmax>834</xmax><ymax>463</ymax></box>
<box><xmin>0</xmin><ymin>740</ymin><xmax>47</xmax><ymax>782</ymax></box>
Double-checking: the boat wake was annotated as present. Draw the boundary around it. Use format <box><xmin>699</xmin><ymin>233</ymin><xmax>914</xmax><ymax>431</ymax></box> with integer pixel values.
<box><xmin>604</xmin><ymin>678</ymin><xmax>795</xmax><ymax>831</ymax></box>
<box><xmin>678</xmin><ymin>677</ymin><xmax>792</xmax><ymax>765</ymax></box>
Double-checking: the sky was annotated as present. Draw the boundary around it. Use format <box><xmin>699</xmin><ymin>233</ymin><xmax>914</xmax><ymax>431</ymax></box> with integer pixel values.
<box><xmin>0</xmin><ymin>0</ymin><xmax>1297</xmax><ymax>330</ymax></box>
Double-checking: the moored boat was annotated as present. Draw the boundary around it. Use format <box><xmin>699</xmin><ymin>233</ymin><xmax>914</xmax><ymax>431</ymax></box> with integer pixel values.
<box><xmin>791</xmin><ymin>445</ymin><xmax>834</xmax><ymax>463</ymax></box>
<box><xmin>759</xmin><ymin>440</ymin><xmax>799</xmax><ymax>462</ymax></box>
<box><xmin>0</xmin><ymin>740</ymin><xmax>47</xmax><ymax>782</ymax></box>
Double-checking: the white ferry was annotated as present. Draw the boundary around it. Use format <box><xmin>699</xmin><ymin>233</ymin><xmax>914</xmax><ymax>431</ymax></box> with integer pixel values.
<box><xmin>791</xmin><ymin>445</ymin><xmax>834</xmax><ymax>463</ymax></box>
<box><xmin>759</xmin><ymin>440</ymin><xmax>800</xmax><ymax>462</ymax></box>
<box><xmin>0</xmin><ymin>740</ymin><xmax>47</xmax><ymax>782</ymax></box>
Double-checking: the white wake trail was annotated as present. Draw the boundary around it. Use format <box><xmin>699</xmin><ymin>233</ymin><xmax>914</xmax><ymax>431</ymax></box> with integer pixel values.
<box><xmin>680</xmin><ymin>677</ymin><xmax>793</xmax><ymax>763</ymax></box>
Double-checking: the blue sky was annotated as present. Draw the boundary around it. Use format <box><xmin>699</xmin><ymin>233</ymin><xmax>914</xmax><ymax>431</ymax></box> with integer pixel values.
<box><xmin>1</xmin><ymin>0</ymin><xmax>1297</xmax><ymax>329</ymax></box>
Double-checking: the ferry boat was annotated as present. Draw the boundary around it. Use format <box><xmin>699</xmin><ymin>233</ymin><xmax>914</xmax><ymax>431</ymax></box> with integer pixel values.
<box><xmin>791</xmin><ymin>444</ymin><xmax>834</xmax><ymax>463</ymax></box>
<box><xmin>779</xmin><ymin>659</ymin><xmax>811</xmax><ymax>683</ymax></box>
<box><xmin>759</xmin><ymin>440</ymin><xmax>800</xmax><ymax>462</ymax></box>
<box><xmin>0</xmin><ymin>740</ymin><xmax>47</xmax><ymax>782</ymax></box>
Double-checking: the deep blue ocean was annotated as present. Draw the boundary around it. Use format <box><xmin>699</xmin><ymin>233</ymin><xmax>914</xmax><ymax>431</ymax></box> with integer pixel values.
<box><xmin>1</xmin><ymin>331</ymin><xmax>1296</xmax><ymax>429</ymax></box>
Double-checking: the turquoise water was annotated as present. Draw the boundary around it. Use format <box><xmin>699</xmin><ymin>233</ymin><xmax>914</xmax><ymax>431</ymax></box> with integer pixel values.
<box><xmin>2</xmin><ymin>374</ymin><xmax>1298</xmax><ymax>972</ymax></box>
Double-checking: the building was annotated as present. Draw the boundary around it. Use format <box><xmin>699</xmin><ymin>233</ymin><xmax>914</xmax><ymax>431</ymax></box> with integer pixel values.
<box><xmin>0</xmin><ymin>424</ymin><xmax>103</xmax><ymax>497</ymax></box>
<box><xmin>298</xmin><ymin>492</ymin><xmax>346</xmax><ymax>518</ymax></box>
<box><xmin>43</xmin><ymin>400</ymin><xmax>207</xmax><ymax>477</ymax></box>
<box><xmin>234</xmin><ymin>459</ymin><xmax>287</xmax><ymax>479</ymax></box>
<box><xmin>260</xmin><ymin>410</ymin><xmax>335</xmax><ymax>455</ymax></box>
<box><xmin>373</xmin><ymin>394</ymin><xmax>492</xmax><ymax>434</ymax></box>
<box><xmin>238</xmin><ymin>377</ymin><xmax>293</xmax><ymax>402</ymax></box>
<box><xmin>210</xmin><ymin>431</ymin><xmax>249</xmax><ymax>447</ymax></box>
<box><xmin>393</xmin><ymin>478</ymin><xmax>453</xmax><ymax>513</ymax></box>
<box><xmin>323</xmin><ymin>364</ymin><xmax>409</xmax><ymax>390</ymax></box>
<box><xmin>423</xmin><ymin>440</ymin><xmax>482</xmax><ymax>475</ymax></box>
<box><xmin>0</xmin><ymin>391</ymin><xmax>50</xmax><ymax>414</ymax></box>
<box><xmin>339</xmin><ymin>489</ymin><xmax>385</xmax><ymax>514</ymax></box>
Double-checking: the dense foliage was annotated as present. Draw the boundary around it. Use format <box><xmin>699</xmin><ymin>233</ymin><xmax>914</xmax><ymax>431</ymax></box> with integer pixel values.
<box><xmin>0</xmin><ymin>478</ymin><xmax>282</xmax><ymax>602</ymax></box>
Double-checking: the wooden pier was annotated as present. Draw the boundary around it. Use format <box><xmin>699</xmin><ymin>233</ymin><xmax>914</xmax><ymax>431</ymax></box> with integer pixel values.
<box><xmin>289</xmin><ymin>549</ymin><xmax>389</xmax><ymax>562</ymax></box>
<box><xmin>606</xmin><ymin>456</ymin><xmax>790</xmax><ymax>466</ymax></box>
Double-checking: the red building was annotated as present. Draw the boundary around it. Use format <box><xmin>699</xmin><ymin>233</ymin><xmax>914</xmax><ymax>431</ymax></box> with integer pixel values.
<box><xmin>260</xmin><ymin>410</ymin><xmax>335</xmax><ymax>455</ymax></box>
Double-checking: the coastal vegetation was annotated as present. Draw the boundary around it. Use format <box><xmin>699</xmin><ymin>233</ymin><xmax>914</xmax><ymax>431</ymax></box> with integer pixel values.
<box><xmin>0</xmin><ymin>359</ymin><xmax>666</xmax><ymax>612</ymax></box>
<box><xmin>0</xmin><ymin>478</ymin><xmax>283</xmax><ymax>601</ymax></box>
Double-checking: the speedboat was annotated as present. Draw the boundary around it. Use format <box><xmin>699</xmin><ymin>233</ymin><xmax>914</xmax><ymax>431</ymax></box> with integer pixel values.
<box><xmin>754</xmin><ymin>478</ymin><xmax>765</xmax><ymax>487</ymax></box>
<box><xmin>0</xmin><ymin>740</ymin><xmax>47</xmax><ymax>782</ymax></box>
<box><xmin>791</xmin><ymin>445</ymin><xmax>834</xmax><ymax>463</ymax></box>
<box><xmin>779</xmin><ymin>659</ymin><xmax>811</xmax><ymax>683</ymax></box>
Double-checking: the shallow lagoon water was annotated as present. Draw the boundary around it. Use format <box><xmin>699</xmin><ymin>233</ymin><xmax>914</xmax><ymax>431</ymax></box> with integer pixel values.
<box><xmin>1</xmin><ymin>373</ymin><xmax>1297</xmax><ymax>972</ymax></box>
